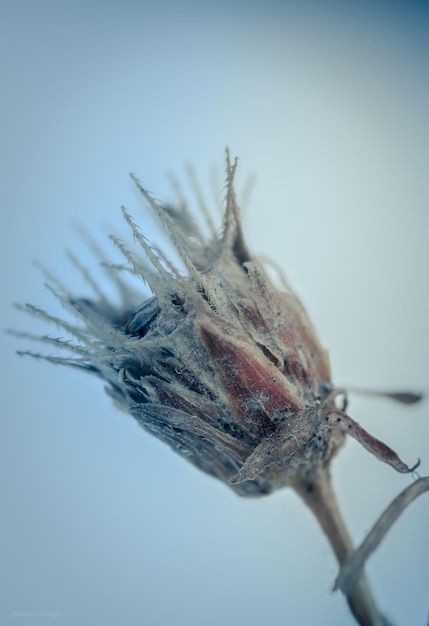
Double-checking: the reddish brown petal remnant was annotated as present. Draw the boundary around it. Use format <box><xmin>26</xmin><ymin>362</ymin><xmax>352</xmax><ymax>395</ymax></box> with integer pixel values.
<box><xmin>200</xmin><ymin>322</ymin><xmax>302</xmax><ymax>437</ymax></box>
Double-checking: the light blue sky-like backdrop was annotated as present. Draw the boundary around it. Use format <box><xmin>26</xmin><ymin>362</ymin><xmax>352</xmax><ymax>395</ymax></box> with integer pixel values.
<box><xmin>1</xmin><ymin>1</ymin><xmax>429</xmax><ymax>625</ymax></box>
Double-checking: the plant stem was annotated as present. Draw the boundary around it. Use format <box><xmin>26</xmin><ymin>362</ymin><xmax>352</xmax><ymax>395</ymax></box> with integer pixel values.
<box><xmin>293</xmin><ymin>468</ymin><xmax>388</xmax><ymax>626</ymax></box>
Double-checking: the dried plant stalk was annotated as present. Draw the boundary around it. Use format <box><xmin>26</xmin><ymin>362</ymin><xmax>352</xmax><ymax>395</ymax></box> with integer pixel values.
<box><xmin>334</xmin><ymin>475</ymin><xmax>429</xmax><ymax>595</ymax></box>
<box><xmin>14</xmin><ymin>151</ymin><xmax>426</xmax><ymax>625</ymax></box>
<box><xmin>294</xmin><ymin>468</ymin><xmax>386</xmax><ymax>626</ymax></box>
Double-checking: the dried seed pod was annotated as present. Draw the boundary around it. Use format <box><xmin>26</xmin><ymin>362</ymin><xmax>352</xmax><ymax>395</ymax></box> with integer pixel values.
<box><xmin>15</xmin><ymin>153</ymin><xmax>419</xmax><ymax>495</ymax></box>
<box><xmin>14</xmin><ymin>151</ymin><xmax>426</xmax><ymax>626</ymax></box>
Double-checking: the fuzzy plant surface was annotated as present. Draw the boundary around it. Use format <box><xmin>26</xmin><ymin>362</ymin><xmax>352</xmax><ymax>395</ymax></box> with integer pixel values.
<box><xmin>14</xmin><ymin>151</ymin><xmax>428</xmax><ymax>626</ymax></box>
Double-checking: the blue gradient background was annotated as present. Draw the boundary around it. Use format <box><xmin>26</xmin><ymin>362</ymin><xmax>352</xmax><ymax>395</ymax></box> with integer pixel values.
<box><xmin>1</xmin><ymin>2</ymin><xmax>428</xmax><ymax>625</ymax></box>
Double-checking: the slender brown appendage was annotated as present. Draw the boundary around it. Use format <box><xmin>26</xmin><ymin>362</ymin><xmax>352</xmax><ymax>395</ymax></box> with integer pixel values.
<box><xmin>322</xmin><ymin>410</ymin><xmax>420</xmax><ymax>474</ymax></box>
<box><xmin>294</xmin><ymin>469</ymin><xmax>388</xmax><ymax>626</ymax></box>
<box><xmin>343</xmin><ymin>388</ymin><xmax>424</xmax><ymax>405</ymax></box>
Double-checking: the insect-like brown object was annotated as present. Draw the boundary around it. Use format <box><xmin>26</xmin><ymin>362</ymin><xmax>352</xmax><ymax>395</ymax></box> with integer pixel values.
<box><xmin>15</xmin><ymin>151</ymin><xmax>427</xmax><ymax>626</ymax></box>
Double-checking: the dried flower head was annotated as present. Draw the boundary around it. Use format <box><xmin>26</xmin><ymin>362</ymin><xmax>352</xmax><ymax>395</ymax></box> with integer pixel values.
<box><xmin>14</xmin><ymin>150</ymin><xmax>427</xmax><ymax>625</ymax></box>
<box><xmin>16</xmin><ymin>151</ymin><xmax>418</xmax><ymax>495</ymax></box>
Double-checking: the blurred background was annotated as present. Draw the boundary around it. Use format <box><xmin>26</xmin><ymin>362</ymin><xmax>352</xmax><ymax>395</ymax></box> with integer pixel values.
<box><xmin>1</xmin><ymin>1</ymin><xmax>428</xmax><ymax>625</ymax></box>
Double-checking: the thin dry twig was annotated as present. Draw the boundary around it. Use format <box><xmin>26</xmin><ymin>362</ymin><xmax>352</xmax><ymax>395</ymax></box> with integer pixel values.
<box><xmin>334</xmin><ymin>475</ymin><xmax>429</xmax><ymax>594</ymax></box>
